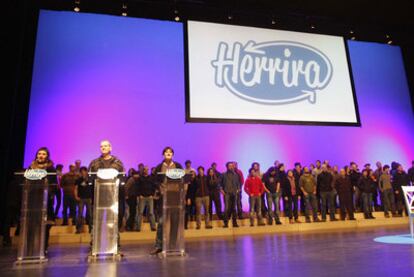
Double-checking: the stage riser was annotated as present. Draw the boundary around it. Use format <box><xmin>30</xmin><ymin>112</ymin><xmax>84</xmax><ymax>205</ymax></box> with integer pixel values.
<box><xmin>8</xmin><ymin>212</ymin><xmax>409</xmax><ymax>245</ymax></box>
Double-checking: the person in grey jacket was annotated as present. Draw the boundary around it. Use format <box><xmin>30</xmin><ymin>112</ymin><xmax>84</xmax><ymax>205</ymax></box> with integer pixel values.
<box><xmin>220</xmin><ymin>162</ymin><xmax>241</xmax><ymax>228</ymax></box>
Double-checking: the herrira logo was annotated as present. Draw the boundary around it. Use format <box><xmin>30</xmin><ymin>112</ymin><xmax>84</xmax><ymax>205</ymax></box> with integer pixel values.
<box><xmin>166</xmin><ymin>169</ymin><xmax>185</xmax><ymax>179</ymax></box>
<box><xmin>24</xmin><ymin>169</ymin><xmax>48</xmax><ymax>180</ymax></box>
<box><xmin>211</xmin><ymin>40</ymin><xmax>333</xmax><ymax>104</ymax></box>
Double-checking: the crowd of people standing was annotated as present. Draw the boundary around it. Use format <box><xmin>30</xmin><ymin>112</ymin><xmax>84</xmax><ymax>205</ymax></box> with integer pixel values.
<box><xmin>3</xmin><ymin>144</ymin><xmax>414</xmax><ymax>253</ymax></box>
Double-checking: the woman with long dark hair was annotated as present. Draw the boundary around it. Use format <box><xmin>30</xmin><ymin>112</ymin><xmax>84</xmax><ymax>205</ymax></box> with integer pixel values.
<box><xmin>283</xmin><ymin>169</ymin><xmax>301</xmax><ymax>224</ymax></box>
<box><xmin>207</xmin><ymin>167</ymin><xmax>223</xmax><ymax>220</ymax></box>
<box><xmin>28</xmin><ymin>147</ymin><xmax>57</xmax><ymax>256</ymax></box>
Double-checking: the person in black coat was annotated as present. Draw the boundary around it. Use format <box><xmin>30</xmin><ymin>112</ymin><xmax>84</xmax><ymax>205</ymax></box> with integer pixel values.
<box><xmin>392</xmin><ymin>164</ymin><xmax>410</xmax><ymax>216</ymax></box>
<box><xmin>348</xmin><ymin>163</ymin><xmax>361</xmax><ymax>211</ymax></box>
<box><xmin>317</xmin><ymin>165</ymin><xmax>337</xmax><ymax>221</ymax></box>
<box><xmin>151</xmin><ymin>147</ymin><xmax>183</xmax><ymax>255</ymax></box>
<box><xmin>335</xmin><ymin>168</ymin><xmax>355</xmax><ymax>220</ymax></box>
<box><xmin>358</xmin><ymin>169</ymin><xmax>375</xmax><ymax>219</ymax></box>
<box><xmin>282</xmin><ymin>170</ymin><xmax>301</xmax><ymax>223</ymax></box>
<box><xmin>185</xmin><ymin>171</ymin><xmax>197</xmax><ymax>229</ymax></box>
<box><xmin>207</xmin><ymin>168</ymin><xmax>223</xmax><ymax>220</ymax></box>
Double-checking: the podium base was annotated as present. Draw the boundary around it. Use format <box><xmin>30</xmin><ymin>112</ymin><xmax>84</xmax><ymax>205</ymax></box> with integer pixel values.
<box><xmin>15</xmin><ymin>256</ymin><xmax>48</xmax><ymax>265</ymax></box>
<box><xmin>159</xmin><ymin>250</ymin><xmax>186</xmax><ymax>258</ymax></box>
<box><xmin>87</xmin><ymin>252</ymin><xmax>123</xmax><ymax>262</ymax></box>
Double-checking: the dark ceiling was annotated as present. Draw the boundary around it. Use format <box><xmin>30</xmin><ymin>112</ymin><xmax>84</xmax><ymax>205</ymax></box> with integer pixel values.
<box><xmin>33</xmin><ymin>0</ymin><xmax>413</xmax><ymax>45</ymax></box>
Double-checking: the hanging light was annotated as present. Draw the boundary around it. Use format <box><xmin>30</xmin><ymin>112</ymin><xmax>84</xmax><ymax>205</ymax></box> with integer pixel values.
<box><xmin>386</xmin><ymin>34</ymin><xmax>393</xmax><ymax>45</ymax></box>
<box><xmin>121</xmin><ymin>3</ymin><xmax>127</xmax><ymax>17</ymax></box>
<box><xmin>174</xmin><ymin>9</ymin><xmax>180</xmax><ymax>21</ymax></box>
<box><xmin>74</xmin><ymin>0</ymin><xmax>80</xmax><ymax>12</ymax></box>
<box><xmin>349</xmin><ymin>30</ymin><xmax>356</xmax><ymax>40</ymax></box>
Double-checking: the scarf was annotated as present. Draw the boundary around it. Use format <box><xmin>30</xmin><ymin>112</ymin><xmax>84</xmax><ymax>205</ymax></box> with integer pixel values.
<box><xmin>30</xmin><ymin>160</ymin><xmax>54</xmax><ymax>170</ymax></box>
<box><xmin>288</xmin><ymin>175</ymin><xmax>296</xmax><ymax>196</ymax></box>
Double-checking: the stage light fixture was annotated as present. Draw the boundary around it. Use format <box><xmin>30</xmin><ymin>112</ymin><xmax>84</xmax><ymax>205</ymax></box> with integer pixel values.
<box><xmin>121</xmin><ymin>3</ymin><xmax>127</xmax><ymax>17</ymax></box>
<box><xmin>74</xmin><ymin>0</ymin><xmax>80</xmax><ymax>12</ymax></box>
<box><xmin>310</xmin><ymin>24</ymin><xmax>316</xmax><ymax>30</ymax></box>
<box><xmin>386</xmin><ymin>34</ymin><xmax>393</xmax><ymax>45</ymax></box>
<box><xmin>349</xmin><ymin>30</ymin><xmax>356</xmax><ymax>40</ymax></box>
<box><xmin>228</xmin><ymin>15</ymin><xmax>233</xmax><ymax>20</ymax></box>
<box><xmin>173</xmin><ymin>9</ymin><xmax>180</xmax><ymax>21</ymax></box>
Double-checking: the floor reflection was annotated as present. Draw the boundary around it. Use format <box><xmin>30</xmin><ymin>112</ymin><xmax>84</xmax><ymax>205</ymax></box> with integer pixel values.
<box><xmin>1</xmin><ymin>226</ymin><xmax>413</xmax><ymax>276</ymax></box>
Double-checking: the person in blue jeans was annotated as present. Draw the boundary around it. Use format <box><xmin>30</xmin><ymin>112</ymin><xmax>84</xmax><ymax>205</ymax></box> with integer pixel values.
<box><xmin>300</xmin><ymin>167</ymin><xmax>320</xmax><ymax>223</ymax></box>
<box><xmin>263</xmin><ymin>167</ymin><xmax>282</xmax><ymax>225</ymax></box>
<box><xmin>220</xmin><ymin>162</ymin><xmax>241</xmax><ymax>228</ymax></box>
<box><xmin>74</xmin><ymin>167</ymin><xmax>93</xmax><ymax>234</ymax></box>
<box><xmin>283</xmin><ymin>170</ymin><xmax>301</xmax><ymax>224</ymax></box>
<box><xmin>317</xmin><ymin>165</ymin><xmax>337</xmax><ymax>222</ymax></box>
<box><xmin>358</xmin><ymin>169</ymin><xmax>375</xmax><ymax>219</ymax></box>
<box><xmin>135</xmin><ymin>166</ymin><xmax>156</xmax><ymax>232</ymax></box>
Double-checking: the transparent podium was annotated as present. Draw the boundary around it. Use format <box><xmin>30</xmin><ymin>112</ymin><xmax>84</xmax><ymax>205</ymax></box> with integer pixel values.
<box><xmin>160</xmin><ymin>169</ymin><xmax>190</xmax><ymax>257</ymax></box>
<box><xmin>402</xmin><ymin>186</ymin><xmax>414</xmax><ymax>238</ymax></box>
<box><xmin>88</xmin><ymin>168</ymin><xmax>124</xmax><ymax>261</ymax></box>
<box><xmin>16</xmin><ymin>169</ymin><xmax>53</xmax><ymax>264</ymax></box>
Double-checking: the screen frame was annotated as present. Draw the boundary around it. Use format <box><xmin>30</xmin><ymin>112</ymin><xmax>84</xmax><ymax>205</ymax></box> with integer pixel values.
<box><xmin>184</xmin><ymin>20</ymin><xmax>361</xmax><ymax>127</ymax></box>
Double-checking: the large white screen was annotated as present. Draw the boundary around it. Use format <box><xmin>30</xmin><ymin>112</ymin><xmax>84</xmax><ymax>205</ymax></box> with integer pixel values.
<box><xmin>186</xmin><ymin>20</ymin><xmax>359</xmax><ymax>125</ymax></box>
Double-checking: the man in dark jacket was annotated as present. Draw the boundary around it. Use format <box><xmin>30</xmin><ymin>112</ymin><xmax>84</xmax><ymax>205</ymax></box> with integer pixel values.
<box><xmin>61</xmin><ymin>164</ymin><xmax>78</xmax><ymax>226</ymax></box>
<box><xmin>393</xmin><ymin>164</ymin><xmax>410</xmax><ymax>216</ymax></box>
<box><xmin>348</xmin><ymin>162</ymin><xmax>361</xmax><ymax>211</ymax></box>
<box><xmin>335</xmin><ymin>169</ymin><xmax>355</xmax><ymax>220</ymax></box>
<box><xmin>264</xmin><ymin>167</ymin><xmax>282</xmax><ymax>225</ymax></box>
<box><xmin>74</xmin><ymin>167</ymin><xmax>93</xmax><ymax>234</ymax></box>
<box><xmin>185</xmin><ymin>171</ymin><xmax>196</xmax><ymax>229</ymax></box>
<box><xmin>124</xmin><ymin>170</ymin><xmax>139</xmax><ymax>231</ymax></box>
<box><xmin>234</xmin><ymin>162</ymin><xmax>245</xmax><ymax>219</ymax></box>
<box><xmin>358</xmin><ymin>169</ymin><xmax>375</xmax><ymax>219</ymax></box>
<box><xmin>317</xmin><ymin>165</ymin><xmax>337</xmax><ymax>221</ymax></box>
<box><xmin>136</xmin><ymin>166</ymin><xmax>156</xmax><ymax>232</ymax></box>
<box><xmin>151</xmin><ymin>147</ymin><xmax>183</xmax><ymax>255</ymax></box>
<box><xmin>220</xmin><ymin>162</ymin><xmax>241</xmax><ymax>228</ymax></box>
<box><xmin>293</xmin><ymin>163</ymin><xmax>305</xmax><ymax>214</ymax></box>
<box><xmin>194</xmin><ymin>166</ymin><xmax>212</xmax><ymax>229</ymax></box>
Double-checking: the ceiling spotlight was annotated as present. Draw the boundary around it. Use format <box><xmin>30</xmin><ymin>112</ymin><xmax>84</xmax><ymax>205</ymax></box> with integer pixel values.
<box><xmin>121</xmin><ymin>3</ymin><xmax>127</xmax><ymax>16</ymax></box>
<box><xmin>173</xmin><ymin>9</ymin><xmax>180</xmax><ymax>21</ymax></box>
<box><xmin>74</xmin><ymin>0</ymin><xmax>80</xmax><ymax>12</ymax></box>
<box><xmin>386</xmin><ymin>34</ymin><xmax>393</xmax><ymax>45</ymax></box>
<box><xmin>349</xmin><ymin>30</ymin><xmax>356</xmax><ymax>40</ymax></box>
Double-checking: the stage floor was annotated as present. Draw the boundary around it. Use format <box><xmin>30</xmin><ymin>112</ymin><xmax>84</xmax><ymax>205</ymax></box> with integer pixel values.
<box><xmin>1</xmin><ymin>226</ymin><xmax>412</xmax><ymax>276</ymax></box>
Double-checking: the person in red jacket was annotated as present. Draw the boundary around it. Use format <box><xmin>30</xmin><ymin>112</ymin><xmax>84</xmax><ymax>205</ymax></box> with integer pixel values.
<box><xmin>244</xmin><ymin>168</ymin><xmax>267</xmax><ymax>226</ymax></box>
